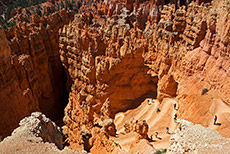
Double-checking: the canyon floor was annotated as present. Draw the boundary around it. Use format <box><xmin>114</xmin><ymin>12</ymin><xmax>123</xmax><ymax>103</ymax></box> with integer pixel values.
<box><xmin>113</xmin><ymin>96</ymin><xmax>230</xmax><ymax>151</ymax></box>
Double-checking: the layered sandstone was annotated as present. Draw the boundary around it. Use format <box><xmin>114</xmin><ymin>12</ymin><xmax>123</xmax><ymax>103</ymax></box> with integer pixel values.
<box><xmin>0</xmin><ymin>10</ymin><xmax>74</xmax><ymax>138</ymax></box>
<box><xmin>60</xmin><ymin>12</ymin><xmax>158</xmax><ymax>152</ymax></box>
<box><xmin>0</xmin><ymin>24</ymin><xmax>37</xmax><ymax>138</ymax></box>
<box><xmin>60</xmin><ymin>0</ymin><xmax>230</xmax><ymax>153</ymax></box>
<box><xmin>1</xmin><ymin>0</ymin><xmax>230</xmax><ymax>153</ymax></box>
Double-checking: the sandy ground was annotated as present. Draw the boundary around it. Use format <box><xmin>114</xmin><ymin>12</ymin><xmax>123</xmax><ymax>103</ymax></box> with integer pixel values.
<box><xmin>112</xmin><ymin>98</ymin><xmax>178</xmax><ymax>151</ymax></box>
<box><xmin>207</xmin><ymin>98</ymin><xmax>230</xmax><ymax>137</ymax></box>
<box><xmin>112</xmin><ymin>97</ymin><xmax>230</xmax><ymax>151</ymax></box>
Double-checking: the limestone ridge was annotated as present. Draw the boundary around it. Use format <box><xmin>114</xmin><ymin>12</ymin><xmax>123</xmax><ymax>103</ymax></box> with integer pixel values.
<box><xmin>0</xmin><ymin>112</ymin><xmax>87</xmax><ymax>154</ymax></box>
<box><xmin>168</xmin><ymin>119</ymin><xmax>230</xmax><ymax>153</ymax></box>
<box><xmin>0</xmin><ymin>10</ymin><xmax>74</xmax><ymax>138</ymax></box>
<box><xmin>12</xmin><ymin>112</ymin><xmax>63</xmax><ymax>149</ymax></box>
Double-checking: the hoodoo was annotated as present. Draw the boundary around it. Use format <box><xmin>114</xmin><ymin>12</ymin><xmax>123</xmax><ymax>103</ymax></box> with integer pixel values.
<box><xmin>0</xmin><ymin>0</ymin><xmax>230</xmax><ymax>153</ymax></box>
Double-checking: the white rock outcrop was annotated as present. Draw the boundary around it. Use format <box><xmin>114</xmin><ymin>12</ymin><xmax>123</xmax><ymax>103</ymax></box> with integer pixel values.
<box><xmin>168</xmin><ymin>119</ymin><xmax>230</xmax><ymax>154</ymax></box>
<box><xmin>0</xmin><ymin>112</ymin><xmax>87</xmax><ymax>154</ymax></box>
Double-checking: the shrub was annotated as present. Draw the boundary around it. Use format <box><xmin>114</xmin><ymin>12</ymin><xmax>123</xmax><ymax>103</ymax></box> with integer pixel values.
<box><xmin>156</xmin><ymin>108</ymin><xmax>161</xmax><ymax>113</ymax></box>
<box><xmin>201</xmin><ymin>88</ymin><xmax>208</xmax><ymax>95</ymax></box>
<box><xmin>154</xmin><ymin>149</ymin><xmax>167</xmax><ymax>154</ymax></box>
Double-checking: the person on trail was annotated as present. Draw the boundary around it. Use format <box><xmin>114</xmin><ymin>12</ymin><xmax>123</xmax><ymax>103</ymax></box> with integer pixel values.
<box><xmin>174</xmin><ymin>113</ymin><xmax>177</xmax><ymax>121</ymax></box>
<box><xmin>147</xmin><ymin>99</ymin><xmax>151</xmax><ymax>105</ymax></box>
<box><xmin>124</xmin><ymin>121</ymin><xmax>131</xmax><ymax>133</ymax></box>
<box><xmin>155</xmin><ymin>131</ymin><xmax>158</xmax><ymax>138</ymax></box>
<box><xmin>166</xmin><ymin>127</ymin><xmax>169</xmax><ymax>134</ymax></box>
<box><xmin>214</xmin><ymin>115</ymin><xmax>217</xmax><ymax>125</ymax></box>
<box><xmin>174</xmin><ymin>103</ymin><xmax>177</xmax><ymax>110</ymax></box>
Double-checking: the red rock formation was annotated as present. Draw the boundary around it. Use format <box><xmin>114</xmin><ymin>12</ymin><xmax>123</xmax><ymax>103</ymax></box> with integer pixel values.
<box><xmin>175</xmin><ymin>0</ymin><xmax>230</xmax><ymax>135</ymax></box>
<box><xmin>1</xmin><ymin>0</ymin><xmax>230</xmax><ymax>153</ymax></box>
<box><xmin>88</xmin><ymin>127</ymin><xmax>126</xmax><ymax>154</ymax></box>
<box><xmin>127</xmin><ymin>119</ymin><xmax>149</xmax><ymax>139</ymax></box>
<box><xmin>60</xmin><ymin>0</ymin><xmax>230</xmax><ymax>152</ymax></box>
<box><xmin>0</xmin><ymin>24</ymin><xmax>38</xmax><ymax>138</ymax></box>
<box><xmin>0</xmin><ymin>10</ymin><xmax>73</xmax><ymax>138</ymax></box>
<box><xmin>60</xmin><ymin>13</ymin><xmax>158</xmax><ymax>152</ymax></box>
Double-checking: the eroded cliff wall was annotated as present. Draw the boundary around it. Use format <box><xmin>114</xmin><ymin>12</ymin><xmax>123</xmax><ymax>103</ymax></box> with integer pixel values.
<box><xmin>60</xmin><ymin>13</ymin><xmax>158</xmax><ymax>151</ymax></box>
<box><xmin>0</xmin><ymin>10</ymin><xmax>74</xmax><ymax>138</ymax></box>
<box><xmin>0</xmin><ymin>23</ymin><xmax>36</xmax><ymax>139</ymax></box>
<box><xmin>1</xmin><ymin>0</ymin><xmax>230</xmax><ymax>153</ymax></box>
<box><xmin>60</xmin><ymin>0</ymin><xmax>230</xmax><ymax>152</ymax></box>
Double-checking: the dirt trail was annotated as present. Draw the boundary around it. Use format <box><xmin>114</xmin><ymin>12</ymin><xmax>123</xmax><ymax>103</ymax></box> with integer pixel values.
<box><xmin>208</xmin><ymin>98</ymin><xmax>230</xmax><ymax>136</ymax></box>
<box><xmin>112</xmin><ymin>96</ymin><xmax>230</xmax><ymax>152</ymax></box>
<box><xmin>113</xmin><ymin>98</ymin><xmax>178</xmax><ymax>150</ymax></box>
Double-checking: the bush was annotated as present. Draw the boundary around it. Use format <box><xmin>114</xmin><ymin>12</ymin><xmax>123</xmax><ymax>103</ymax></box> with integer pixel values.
<box><xmin>201</xmin><ymin>88</ymin><xmax>208</xmax><ymax>95</ymax></box>
<box><xmin>156</xmin><ymin>108</ymin><xmax>161</xmax><ymax>113</ymax></box>
<box><xmin>154</xmin><ymin>149</ymin><xmax>167</xmax><ymax>154</ymax></box>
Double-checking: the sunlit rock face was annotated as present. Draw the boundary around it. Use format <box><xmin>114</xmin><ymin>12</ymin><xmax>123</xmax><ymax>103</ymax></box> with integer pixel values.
<box><xmin>1</xmin><ymin>0</ymin><xmax>230</xmax><ymax>153</ymax></box>
<box><xmin>60</xmin><ymin>0</ymin><xmax>230</xmax><ymax>153</ymax></box>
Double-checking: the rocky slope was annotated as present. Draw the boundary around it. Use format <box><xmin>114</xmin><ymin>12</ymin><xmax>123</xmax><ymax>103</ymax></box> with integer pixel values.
<box><xmin>0</xmin><ymin>9</ymin><xmax>73</xmax><ymax>138</ymax></box>
<box><xmin>168</xmin><ymin>119</ymin><xmax>230</xmax><ymax>153</ymax></box>
<box><xmin>0</xmin><ymin>112</ymin><xmax>87</xmax><ymax>154</ymax></box>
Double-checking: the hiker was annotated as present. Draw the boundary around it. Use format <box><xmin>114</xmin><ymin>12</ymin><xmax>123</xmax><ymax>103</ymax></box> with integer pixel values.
<box><xmin>166</xmin><ymin>127</ymin><xmax>169</xmax><ymax>134</ymax></box>
<box><xmin>174</xmin><ymin>113</ymin><xmax>177</xmax><ymax>120</ymax></box>
<box><xmin>214</xmin><ymin>115</ymin><xmax>217</xmax><ymax>125</ymax></box>
<box><xmin>155</xmin><ymin>131</ymin><xmax>158</xmax><ymax>138</ymax></box>
<box><xmin>174</xmin><ymin>103</ymin><xmax>177</xmax><ymax>110</ymax></box>
<box><xmin>134</xmin><ymin>120</ymin><xmax>139</xmax><ymax>132</ymax></box>
<box><xmin>147</xmin><ymin>99</ymin><xmax>151</xmax><ymax>105</ymax></box>
<box><xmin>178</xmin><ymin>123</ymin><xmax>182</xmax><ymax>131</ymax></box>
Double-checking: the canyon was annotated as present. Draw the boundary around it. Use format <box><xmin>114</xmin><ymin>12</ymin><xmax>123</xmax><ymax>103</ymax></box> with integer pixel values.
<box><xmin>0</xmin><ymin>9</ymin><xmax>74</xmax><ymax>138</ymax></box>
<box><xmin>0</xmin><ymin>0</ymin><xmax>230</xmax><ymax>153</ymax></box>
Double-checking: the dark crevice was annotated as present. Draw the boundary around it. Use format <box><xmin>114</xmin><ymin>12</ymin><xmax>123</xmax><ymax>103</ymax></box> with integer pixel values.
<box><xmin>39</xmin><ymin>57</ymin><xmax>73</xmax><ymax>125</ymax></box>
<box><xmin>52</xmin><ymin>64</ymin><xmax>72</xmax><ymax>121</ymax></box>
<box><xmin>113</xmin><ymin>75</ymin><xmax>159</xmax><ymax>116</ymax></box>
<box><xmin>82</xmin><ymin>133</ymin><xmax>92</xmax><ymax>152</ymax></box>
<box><xmin>114</xmin><ymin>89</ymin><xmax>157</xmax><ymax>115</ymax></box>
<box><xmin>164</xmin><ymin>0</ymin><xmax>171</xmax><ymax>5</ymax></box>
<box><xmin>179</xmin><ymin>0</ymin><xmax>186</xmax><ymax>6</ymax></box>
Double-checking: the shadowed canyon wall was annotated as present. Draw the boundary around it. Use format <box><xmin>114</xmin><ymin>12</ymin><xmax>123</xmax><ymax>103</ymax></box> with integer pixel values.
<box><xmin>0</xmin><ymin>10</ymin><xmax>74</xmax><ymax>138</ymax></box>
